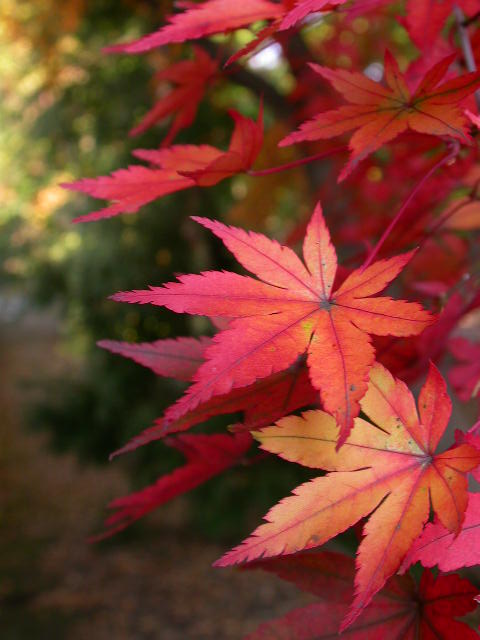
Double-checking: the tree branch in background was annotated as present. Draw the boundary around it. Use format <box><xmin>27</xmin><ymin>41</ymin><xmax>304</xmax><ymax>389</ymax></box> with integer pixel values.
<box><xmin>454</xmin><ymin>4</ymin><xmax>480</xmax><ymax>111</ymax></box>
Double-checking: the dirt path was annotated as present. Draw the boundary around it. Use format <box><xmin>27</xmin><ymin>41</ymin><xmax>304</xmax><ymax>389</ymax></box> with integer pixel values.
<box><xmin>0</xmin><ymin>312</ymin><xmax>310</xmax><ymax>639</ymax></box>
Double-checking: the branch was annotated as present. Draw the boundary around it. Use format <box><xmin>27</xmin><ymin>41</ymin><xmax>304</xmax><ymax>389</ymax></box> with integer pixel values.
<box><xmin>232</xmin><ymin>66</ymin><xmax>291</xmax><ymax>116</ymax></box>
<box><xmin>202</xmin><ymin>41</ymin><xmax>291</xmax><ymax>117</ymax></box>
<box><xmin>453</xmin><ymin>4</ymin><xmax>480</xmax><ymax>111</ymax></box>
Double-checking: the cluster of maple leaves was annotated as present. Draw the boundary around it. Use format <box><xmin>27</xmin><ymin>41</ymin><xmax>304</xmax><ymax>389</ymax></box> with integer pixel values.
<box><xmin>67</xmin><ymin>0</ymin><xmax>480</xmax><ymax>636</ymax></box>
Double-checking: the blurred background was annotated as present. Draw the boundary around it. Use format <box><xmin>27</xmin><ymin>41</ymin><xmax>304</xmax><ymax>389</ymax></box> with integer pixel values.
<box><xmin>0</xmin><ymin>1</ymin><xmax>315</xmax><ymax>637</ymax></box>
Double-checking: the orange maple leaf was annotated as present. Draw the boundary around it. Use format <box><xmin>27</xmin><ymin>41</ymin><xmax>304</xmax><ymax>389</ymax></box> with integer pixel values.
<box><xmin>215</xmin><ymin>362</ymin><xmax>480</xmax><ymax>629</ymax></box>
<box><xmin>281</xmin><ymin>52</ymin><xmax>480</xmax><ymax>180</ymax></box>
<box><xmin>113</xmin><ymin>203</ymin><xmax>432</xmax><ymax>444</ymax></box>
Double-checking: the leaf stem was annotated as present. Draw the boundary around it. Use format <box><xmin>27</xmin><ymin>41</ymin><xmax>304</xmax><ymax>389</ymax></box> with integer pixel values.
<box><xmin>248</xmin><ymin>145</ymin><xmax>348</xmax><ymax>176</ymax></box>
<box><xmin>453</xmin><ymin>4</ymin><xmax>480</xmax><ymax>111</ymax></box>
<box><xmin>360</xmin><ymin>142</ymin><xmax>460</xmax><ymax>271</ymax></box>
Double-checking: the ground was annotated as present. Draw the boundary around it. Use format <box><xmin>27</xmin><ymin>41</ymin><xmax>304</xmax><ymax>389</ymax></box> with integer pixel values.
<box><xmin>0</xmin><ymin>307</ymin><xmax>311</xmax><ymax>639</ymax></box>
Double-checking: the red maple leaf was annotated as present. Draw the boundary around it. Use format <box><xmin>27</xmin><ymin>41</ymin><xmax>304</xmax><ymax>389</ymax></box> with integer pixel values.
<box><xmin>404</xmin><ymin>0</ymin><xmax>480</xmax><ymax>51</ymax></box>
<box><xmin>457</xmin><ymin>421</ymin><xmax>480</xmax><ymax>484</ymax></box>
<box><xmin>279</xmin><ymin>0</ymin><xmax>347</xmax><ymax>31</ymax></box>
<box><xmin>177</xmin><ymin>104</ymin><xmax>264</xmax><ymax>186</ymax></box>
<box><xmin>92</xmin><ymin>431</ymin><xmax>251</xmax><ymax>540</ymax></box>
<box><xmin>129</xmin><ymin>46</ymin><xmax>218</xmax><ymax>142</ymax></box>
<box><xmin>215</xmin><ymin>362</ymin><xmax>480</xmax><ymax>628</ymax></box>
<box><xmin>248</xmin><ymin>551</ymin><xmax>480</xmax><ymax>639</ymax></box>
<box><xmin>449</xmin><ymin>337</ymin><xmax>480</xmax><ymax>401</ymax></box>
<box><xmin>110</xmin><ymin>358</ymin><xmax>317</xmax><ymax>459</ymax></box>
<box><xmin>375</xmin><ymin>292</ymin><xmax>468</xmax><ymax>383</ymax></box>
<box><xmin>281</xmin><ymin>53</ymin><xmax>480</xmax><ymax>180</ymax></box>
<box><xmin>346</xmin><ymin>0</ymin><xmax>394</xmax><ymax>18</ymax></box>
<box><xmin>98</xmin><ymin>336</ymin><xmax>211</xmax><ymax>380</ymax></box>
<box><xmin>401</xmin><ymin>492</ymin><xmax>480</xmax><ymax>574</ymax></box>
<box><xmin>63</xmin><ymin>106</ymin><xmax>263</xmax><ymax>222</ymax></box>
<box><xmin>113</xmin><ymin>203</ymin><xmax>432</xmax><ymax>444</ymax></box>
<box><xmin>102</xmin><ymin>0</ymin><xmax>357</xmax><ymax>63</ymax></box>
<box><xmin>98</xmin><ymin>331</ymin><xmax>317</xmax><ymax>460</ymax></box>
<box><xmin>103</xmin><ymin>0</ymin><xmax>284</xmax><ymax>55</ymax></box>
<box><xmin>62</xmin><ymin>146</ymin><xmax>213</xmax><ymax>222</ymax></box>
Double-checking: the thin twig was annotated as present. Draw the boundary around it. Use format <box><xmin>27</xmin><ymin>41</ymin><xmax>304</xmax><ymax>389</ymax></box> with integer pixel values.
<box><xmin>360</xmin><ymin>142</ymin><xmax>460</xmax><ymax>271</ymax></box>
<box><xmin>248</xmin><ymin>145</ymin><xmax>348</xmax><ymax>176</ymax></box>
<box><xmin>453</xmin><ymin>4</ymin><xmax>480</xmax><ymax>111</ymax></box>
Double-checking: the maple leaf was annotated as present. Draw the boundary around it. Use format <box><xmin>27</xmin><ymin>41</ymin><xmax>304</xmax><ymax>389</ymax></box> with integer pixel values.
<box><xmin>63</xmin><ymin>107</ymin><xmax>263</xmax><ymax>222</ymax></box>
<box><xmin>224</xmin><ymin>22</ymin><xmax>282</xmax><ymax>66</ymax></box>
<box><xmin>129</xmin><ymin>46</ymin><xmax>218</xmax><ymax>141</ymax></box>
<box><xmin>111</xmin><ymin>358</ymin><xmax>317</xmax><ymax>459</ymax></box>
<box><xmin>375</xmin><ymin>291</ymin><xmax>467</xmax><ymax>383</ymax></box>
<box><xmin>281</xmin><ymin>53</ymin><xmax>480</xmax><ymax>180</ymax></box>
<box><xmin>449</xmin><ymin>337</ymin><xmax>480</xmax><ymax>401</ymax></box>
<box><xmin>440</xmin><ymin>196</ymin><xmax>480</xmax><ymax>230</ymax></box>
<box><xmin>346</xmin><ymin>0</ymin><xmax>393</xmax><ymax>17</ymax></box>
<box><xmin>248</xmin><ymin>551</ymin><xmax>480</xmax><ymax>639</ymax></box>
<box><xmin>458</xmin><ymin>422</ymin><xmax>480</xmax><ymax>483</ymax></box>
<box><xmin>92</xmin><ymin>431</ymin><xmax>251</xmax><ymax>540</ymax></box>
<box><xmin>249</xmin><ymin>550</ymin><xmax>354</xmax><ymax>604</ymax></box>
<box><xmin>178</xmin><ymin>103</ymin><xmax>264</xmax><ymax>186</ymax></box>
<box><xmin>103</xmin><ymin>0</ymin><xmax>284</xmax><ymax>55</ymax></box>
<box><xmin>113</xmin><ymin>203</ymin><xmax>432</xmax><ymax>443</ymax></box>
<box><xmin>103</xmin><ymin>0</ymin><xmax>354</xmax><ymax>62</ymax></box>
<box><xmin>401</xmin><ymin>492</ymin><xmax>480</xmax><ymax>574</ymax></box>
<box><xmin>405</xmin><ymin>234</ymin><xmax>469</xmax><ymax>296</ymax></box>
<box><xmin>279</xmin><ymin>0</ymin><xmax>347</xmax><ymax>31</ymax></box>
<box><xmin>63</xmin><ymin>163</ymin><xmax>195</xmax><ymax>223</ymax></box>
<box><xmin>215</xmin><ymin>362</ymin><xmax>480</xmax><ymax>628</ymax></box>
<box><xmin>224</xmin><ymin>0</ymin><xmax>385</xmax><ymax>66</ymax></box>
<box><xmin>98</xmin><ymin>336</ymin><xmax>211</xmax><ymax>380</ymax></box>
<box><xmin>404</xmin><ymin>0</ymin><xmax>480</xmax><ymax>51</ymax></box>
